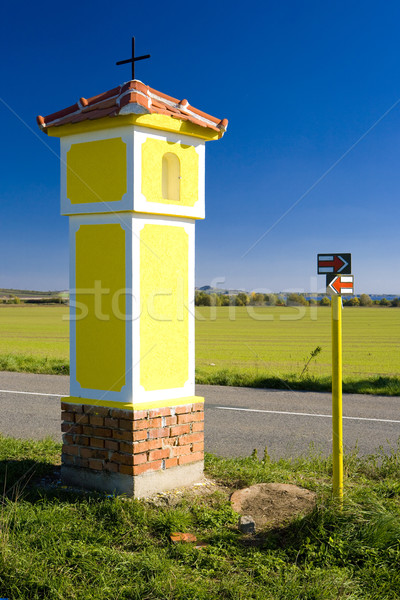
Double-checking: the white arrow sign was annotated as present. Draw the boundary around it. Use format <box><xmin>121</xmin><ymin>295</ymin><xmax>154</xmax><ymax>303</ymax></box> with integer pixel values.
<box><xmin>327</xmin><ymin>275</ymin><xmax>354</xmax><ymax>295</ymax></box>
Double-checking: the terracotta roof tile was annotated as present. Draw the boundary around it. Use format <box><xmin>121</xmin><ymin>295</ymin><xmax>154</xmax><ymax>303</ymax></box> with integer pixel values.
<box><xmin>37</xmin><ymin>80</ymin><xmax>228</xmax><ymax>136</ymax></box>
<box><xmin>81</xmin><ymin>97</ymin><xmax>116</xmax><ymax>112</ymax></box>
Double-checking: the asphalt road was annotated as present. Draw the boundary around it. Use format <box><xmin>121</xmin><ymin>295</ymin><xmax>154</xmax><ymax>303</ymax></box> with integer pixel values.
<box><xmin>0</xmin><ymin>371</ymin><xmax>399</xmax><ymax>459</ymax></box>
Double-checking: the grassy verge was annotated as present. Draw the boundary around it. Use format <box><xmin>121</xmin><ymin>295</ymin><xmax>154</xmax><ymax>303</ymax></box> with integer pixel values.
<box><xmin>195</xmin><ymin>367</ymin><xmax>400</xmax><ymax>396</ymax></box>
<box><xmin>0</xmin><ymin>353</ymin><xmax>69</xmax><ymax>375</ymax></box>
<box><xmin>1</xmin><ymin>436</ymin><xmax>400</xmax><ymax>599</ymax></box>
<box><xmin>0</xmin><ymin>354</ymin><xmax>399</xmax><ymax>396</ymax></box>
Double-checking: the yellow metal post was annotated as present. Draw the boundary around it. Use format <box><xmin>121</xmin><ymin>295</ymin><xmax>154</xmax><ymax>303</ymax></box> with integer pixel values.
<box><xmin>331</xmin><ymin>294</ymin><xmax>343</xmax><ymax>502</ymax></box>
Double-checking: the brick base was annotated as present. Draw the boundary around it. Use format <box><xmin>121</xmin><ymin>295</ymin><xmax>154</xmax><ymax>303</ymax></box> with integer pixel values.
<box><xmin>60</xmin><ymin>400</ymin><xmax>204</xmax><ymax>497</ymax></box>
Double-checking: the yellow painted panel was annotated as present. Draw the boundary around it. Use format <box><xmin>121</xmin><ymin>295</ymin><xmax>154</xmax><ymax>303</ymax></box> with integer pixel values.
<box><xmin>62</xmin><ymin>396</ymin><xmax>204</xmax><ymax>411</ymax></box>
<box><xmin>75</xmin><ymin>224</ymin><xmax>126</xmax><ymax>391</ymax></box>
<box><xmin>47</xmin><ymin>114</ymin><xmax>221</xmax><ymax>141</ymax></box>
<box><xmin>142</xmin><ymin>139</ymin><xmax>199</xmax><ymax>206</ymax></box>
<box><xmin>140</xmin><ymin>224</ymin><xmax>189</xmax><ymax>391</ymax></box>
<box><xmin>67</xmin><ymin>138</ymin><xmax>127</xmax><ymax>204</ymax></box>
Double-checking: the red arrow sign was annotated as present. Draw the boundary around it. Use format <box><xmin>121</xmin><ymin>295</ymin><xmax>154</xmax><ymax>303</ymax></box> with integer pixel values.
<box><xmin>317</xmin><ymin>254</ymin><xmax>351</xmax><ymax>274</ymax></box>
<box><xmin>319</xmin><ymin>256</ymin><xmax>346</xmax><ymax>271</ymax></box>
<box><xmin>328</xmin><ymin>275</ymin><xmax>354</xmax><ymax>295</ymax></box>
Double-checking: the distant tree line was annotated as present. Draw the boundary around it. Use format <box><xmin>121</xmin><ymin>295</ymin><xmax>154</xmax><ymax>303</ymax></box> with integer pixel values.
<box><xmin>0</xmin><ymin>295</ymin><xmax>67</xmax><ymax>305</ymax></box>
<box><xmin>195</xmin><ymin>291</ymin><xmax>400</xmax><ymax>307</ymax></box>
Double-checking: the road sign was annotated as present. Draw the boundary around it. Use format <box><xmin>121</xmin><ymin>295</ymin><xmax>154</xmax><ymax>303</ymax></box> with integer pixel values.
<box><xmin>317</xmin><ymin>253</ymin><xmax>351</xmax><ymax>275</ymax></box>
<box><xmin>317</xmin><ymin>252</ymin><xmax>354</xmax><ymax>503</ymax></box>
<box><xmin>327</xmin><ymin>274</ymin><xmax>354</xmax><ymax>295</ymax></box>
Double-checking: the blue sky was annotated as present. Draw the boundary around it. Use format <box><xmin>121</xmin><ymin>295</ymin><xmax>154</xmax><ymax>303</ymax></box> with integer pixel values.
<box><xmin>1</xmin><ymin>0</ymin><xmax>399</xmax><ymax>294</ymax></box>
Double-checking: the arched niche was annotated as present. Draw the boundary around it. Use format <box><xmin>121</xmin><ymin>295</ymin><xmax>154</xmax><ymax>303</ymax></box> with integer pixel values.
<box><xmin>162</xmin><ymin>152</ymin><xmax>180</xmax><ymax>201</ymax></box>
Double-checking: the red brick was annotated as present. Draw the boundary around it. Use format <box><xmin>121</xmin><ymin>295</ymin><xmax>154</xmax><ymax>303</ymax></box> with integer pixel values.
<box><xmin>192</xmin><ymin>422</ymin><xmax>204</xmax><ymax>432</ymax></box>
<box><xmin>148</xmin><ymin>428</ymin><xmax>168</xmax><ymax>439</ymax></box>
<box><xmin>62</xmin><ymin>454</ymin><xmax>75</xmax><ymax>465</ymax></box>
<box><xmin>89</xmin><ymin>459</ymin><xmax>103</xmax><ymax>470</ymax></box>
<box><xmin>75</xmin><ymin>457</ymin><xmax>89</xmax><ymax>468</ymax></box>
<box><xmin>104</xmin><ymin>461</ymin><xmax>119</xmax><ymax>473</ymax></box>
<box><xmin>149</xmin><ymin>417</ymin><xmax>162</xmax><ymax>428</ymax></box>
<box><xmin>81</xmin><ymin>448</ymin><xmax>108</xmax><ymax>460</ymax></box>
<box><xmin>83</xmin><ymin>426</ymin><xmax>95</xmax><ymax>436</ymax></box>
<box><xmin>165</xmin><ymin>457</ymin><xmax>178</xmax><ymax>469</ymax></box>
<box><xmin>165</xmin><ymin>416</ymin><xmax>177</xmax><ymax>426</ymax></box>
<box><xmin>163</xmin><ymin>437</ymin><xmax>178</xmax><ymax>448</ymax></box>
<box><xmin>192</xmin><ymin>403</ymin><xmax>204</xmax><ymax>412</ymax></box>
<box><xmin>74</xmin><ymin>414</ymin><xmax>89</xmax><ymax>425</ymax></box>
<box><xmin>170</xmin><ymin>532</ymin><xmax>197</xmax><ymax>543</ymax></box>
<box><xmin>172</xmin><ymin>446</ymin><xmax>191</xmax><ymax>457</ymax></box>
<box><xmin>84</xmin><ymin>427</ymin><xmax>112</xmax><ymax>438</ymax></box>
<box><xmin>132</xmin><ymin>419</ymin><xmax>150</xmax><ymax>431</ymax></box>
<box><xmin>148</xmin><ymin>448</ymin><xmax>170</xmax><ymax>462</ymax></box>
<box><xmin>62</xmin><ymin>434</ymin><xmax>73</xmax><ymax>445</ymax></box>
<box><xmin>104</xmin><ymin>417</ymin><xmax>119</xmax><ymax>428</ymax></box>
<box><xmin>80</xmin><ymin>448</ymin><xmax>95</xmax><ymax>459</ymax></box>
<box><xmin>112</xmin><ymin>429</ymin><xmax>134</xmax><ymax>442</ymax></box>
<box><xmin>119</xmin><ymin>441</ymin><xmax>133</xmax><ymax>454</ymax></box>
<box><xmin>133</xmin><ymin>461</ymin><xmax>162</xmax><ymax>475</ymax></box>
<box><xmin>175</xmin><ymin>405</ymin><xmax>192</xmax><ymax>414</ymax></box>
<box><xmin>61</xmin><ymin>411</ymin><xmax>75</xmax><ymax>423</ymax></box>
<box><xmin>61</xmin><ymin>423</ymin><xmax>82</xmax><ymax>434</ymax></box>
<box><xmin>119</xmin><ymin>419</ymin><xmax>136</xmax><ymax>431</ymax></box>
<box><xmin>170</xmin><ymin>424</ymin><xmax>190</xmax><ymax>437</ymax></box>
<box><xmin>133</xmin><ymin>453</ymin><xmax>147</xmax><ymax>466</ymax></box>
<box><xmin>119</xmin><ymin>464</ymin><xmax>134</xmax><ymax>475</ymax></box>
<box><xmin>177</xmin><ymin>412</ymin><xmax>204</xmax><ymax>425</ymax></box>
<box><xmin>76</xmin><ymin>435</ymin><xmax>90</xmax><ymax>446</ymax></box>
<box><xmin>192</xmin><ymin>442</ymin><xmax>204</xmax><ymax>453</ymax></box>
<box><xmin>105</xmin><ymin>439</ymin><xmax>119</xmax><ymax>451</ymax></box>
<box><xmin>62</xmin><ymin>444</ymin><xmax>79</xmax><ymax>456</ymax></box>
<box><xmin>84</xmin><ymin>406</ymin><xmax>109</xmax><ymax>416</ymax></box>
<box><xmin>133</xmin><ymin>430</ymin><xmax>147</xmax><ymax>442</ymax></box>
<box><xmin>91</xmin><ymin>438</ymin><xmax>105</xmax><ymax>449</ymax></box>
<box><xmin>132</xmin><ymin>410</ymin><xmax>148</xmax><ymax>420</ymax></box>
<box><xmin>178</xmin><ymin>433</ymin><xmax>203</xmax><ymax>446</ymax></box>
<box><xmin>178</xmin><ymin>452</ymin><xmax>203</xmax><ymax>465</ymax></box>
<box><xmin>149</xmin><ymin>407</ymin><xmax>171</xmax><ymax>418</ymax></box>
<box><xmin>90</xmin><ymin>416</ymin><xmax>104</xmax><ymax>427</ymax></box>
<box><xmin>61</xmin><ymin>402</ymin><xmax>83</xmax><ymax>413</ymax></box>
<box><xmin>111</xmin><ymin>408</ymin><xmax>135</xmax><ymax>419</ymax></box>
<box><xmin>134</xmin><ymin>439</ymin><xmax>161</xmax><ymax>453</ymax></box>
<box><xmin>111</xmin><ymin>452</ymin><xmax>134</xmax><ymax>466</ymax></box>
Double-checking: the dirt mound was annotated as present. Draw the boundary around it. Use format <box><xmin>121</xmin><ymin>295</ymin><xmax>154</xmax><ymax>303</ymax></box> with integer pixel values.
<box><xmin>231</xmin><ymin>483</ymin><xmax>316</xmax><ymax>530</ymax></box>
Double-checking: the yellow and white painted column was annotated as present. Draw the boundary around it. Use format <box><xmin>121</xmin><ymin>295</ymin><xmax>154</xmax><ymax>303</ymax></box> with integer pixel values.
<box><xmin>38</xmin><ymin>83</ymin><xmax>227</xmax><ymax>496</ymax></box>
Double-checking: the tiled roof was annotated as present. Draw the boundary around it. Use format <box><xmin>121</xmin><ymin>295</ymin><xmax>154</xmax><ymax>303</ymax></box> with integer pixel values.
<box><xmin>37</xmin><ymin>80</ymin><xmax>228</xmax><ymax>136</ymax></box>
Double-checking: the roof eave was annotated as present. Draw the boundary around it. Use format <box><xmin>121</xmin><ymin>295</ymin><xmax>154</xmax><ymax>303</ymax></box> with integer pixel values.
<box><xmin>44</xmin><ymin>112</ymin><xmax>225</xmax><ymax>141</ymax></box>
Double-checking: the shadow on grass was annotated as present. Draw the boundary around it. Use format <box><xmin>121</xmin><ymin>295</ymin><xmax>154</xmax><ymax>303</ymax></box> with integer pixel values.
<box><xmin>0</xmin><ymin>457</ymin><xmax>60</xmax><ymax>500</ymax></box>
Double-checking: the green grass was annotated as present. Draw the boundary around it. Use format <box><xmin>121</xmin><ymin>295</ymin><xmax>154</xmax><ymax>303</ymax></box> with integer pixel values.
<box><xmin>195</xmin><ymin>306</ymin><xmax>399</xmax><ymax>378</ymax></box>
<box><xmin>0</xmin><ymin>305</ymin><xmax>398</xmax><ymax>394</ymax></box>
<box><xmin>195</xmin><ymin>369</ymin><xmax>400</xmax><ymax>395</ymax></box>
<box><xmin>1</xmin><ymin>435</ymin><xmax>400</xmax><ymax>599</ymax></box>
<box><xmin>0</xmin><ymin>305</ymin><xmax>69</xmax><ymax>360</ymax></box>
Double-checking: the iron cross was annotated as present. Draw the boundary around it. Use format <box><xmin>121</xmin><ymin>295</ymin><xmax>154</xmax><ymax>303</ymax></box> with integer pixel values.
<box><xmin>116</xmin><ymin>37</ymin><xmax>151</xmax><ymax>80</ymax></box>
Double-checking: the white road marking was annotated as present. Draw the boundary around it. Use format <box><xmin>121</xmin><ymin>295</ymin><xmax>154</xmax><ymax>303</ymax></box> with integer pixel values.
<box><xmin>0</xmin><ymin>389</ymin><xmax>61</xmax><ymax>397</ymax></box>
<box><xmin>216</xmin><ymin>406</ymin><xmax>400</xmax><ymax>425</ymax></box>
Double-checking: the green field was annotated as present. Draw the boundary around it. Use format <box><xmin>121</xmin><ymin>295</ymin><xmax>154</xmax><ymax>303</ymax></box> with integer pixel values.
<box><xmin>195</xmin><ymin>305</ymin><xmax>400</xmax><ymax>378</ymax></box>
<box><xmin>0</xmin><ymin>305</ymin><xmax>398</xmax><ymax>393</ymax></box>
